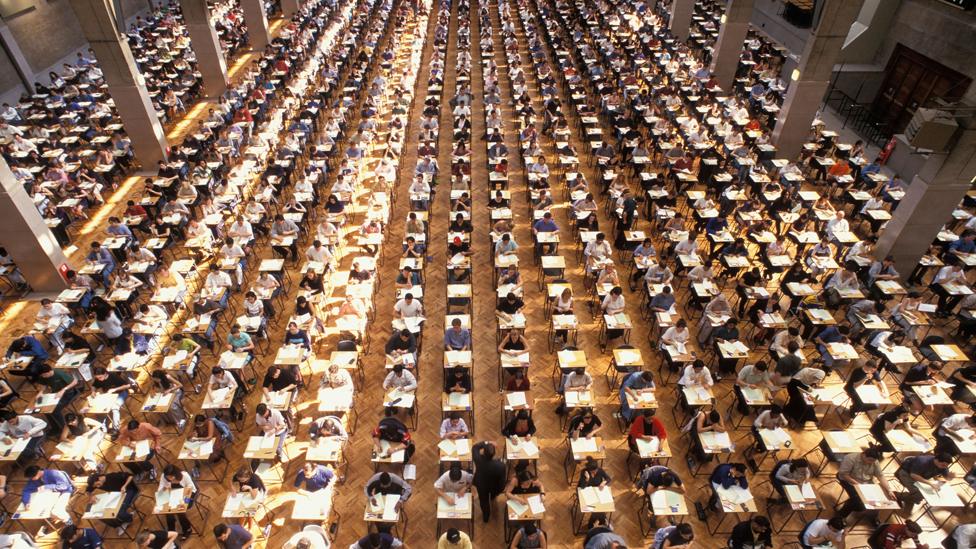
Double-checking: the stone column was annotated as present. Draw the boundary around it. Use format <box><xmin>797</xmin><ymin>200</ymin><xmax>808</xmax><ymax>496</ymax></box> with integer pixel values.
<box><xmin>669</xmin><ymin>0</ymin><xmax>695</xmax><ymax>41</ymax></box>
<box><xmin>0</xmin><ymin>158</ymin><xmax>69</xmax><ymax>292</ymax></box>
<box><xmin>241</xmin><ymin>0</ymin><xmax>271</xmax><ymax>50</ymax></box>
<box><xmin>67</xmin><ymin>0</ymin><xmax>168</xmax><ymax>167</ymax></box>
<box><xmin>0</xmin><ymin>18</ymin><xmax>35</xmax><ymax>94</ymax></box>
<box><xmin>281</xmin><ymin>0</ymin><xmax>300</xmax><ymax>19</ymax></box>
<box><xmin>708</xmin><ymin>0</ymin><xmax>754</xmax><ymax>92</ymax></box>
<box><xmin>179</xmin><ymin>0</ymin><xmax>229</xmax><ymax>98</ymax></box>
<box><xmin>876</xmin><ymin>126</ymin><xmax>976</xmax><ymax>280</ymax></box>
<box><xmin>770</xmin><ymin>0</ymin><xmax>864</xmax><ymax>160</ymax></box>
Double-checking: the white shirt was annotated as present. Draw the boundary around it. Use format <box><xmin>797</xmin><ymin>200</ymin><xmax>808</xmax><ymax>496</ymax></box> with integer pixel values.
<box><xmin>206</xmin><ymin>270</ymin><xmax>232</xmax><ymax>289</ymax></box>
<box><xmin>36</xmin><ymin>303</ymin><xmax>71</xmax><ymax>323</ymax></box>
<box><xmin>256</xmin><ymin>408</ymin><xmax>287</xmax><ymax>435</ymax></box>
<box><xmin>158</xmin><ymin>470</ymin><xmax>196</xmax><ymax>494</ymax></box>
<box><xmin>306</xmin><ymin>245</ymin><xmax>333</xmax><ymax>264</ymax></box>
<box><xmin>394</xmin><ymin>298</ymin><xmax>423</xmax><ymax>318</ymax></box>
<box><xmin>802</xmin><ymin>519</ymin><xmax>843</xmax><ymax>546</ymax></box>
<box><xmin>678</xmin><ymin>365</ymin><xmax>713</xmax><ymax>387</ymax></box>
<box><xmin>220</xmin><ymin>244</ymin><xmax>245</xmax><ymax>260</ymax></box>
<box><xmin>382</xmin><ymin>370</ymin><xmax>417</xmax><ymax>392</ymax></box>
<box><xmin>826</xmin><ymin>217</ymin><xmax>849</xmax><ymax>238</ymax></box>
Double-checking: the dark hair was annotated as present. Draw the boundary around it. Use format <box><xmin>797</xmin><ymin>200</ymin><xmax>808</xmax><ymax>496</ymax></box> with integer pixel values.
<box><xmin>214</xmin><ymin>524</ymin><xmax>229</xmax><ymax>537</ymax></box>
<box><xmin>60</xmin><ymin>525</ymin><xmax>79</xmax><ymax>540</ymax></box>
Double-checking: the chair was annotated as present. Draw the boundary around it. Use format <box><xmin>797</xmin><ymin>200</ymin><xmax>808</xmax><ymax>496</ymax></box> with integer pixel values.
<box><xmin>604</xmin><ymin>343</ymin><xmax>639</xmax><ymax>390</ymax></box>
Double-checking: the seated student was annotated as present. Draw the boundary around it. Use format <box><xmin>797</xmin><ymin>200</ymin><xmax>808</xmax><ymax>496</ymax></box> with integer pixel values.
<box><xmin>688</xmin><ymin>407</ymin><xmax>727</xmax><ymax>462</ymax></box>
<box><xmin>869</xmin><ymin>405</ymin><xmax>925</xmax><ymax>453</ymax></box>
<box><xmin>729</xmin><ymin>516</ymin><xmax>772</xmax><ymax>549</ymax></box>
<box><xmin>157</xmin><ymin>465</ymin><xmax>197</xmax><ymax>541</ymax></box>
<box><xmin>434</xmin><ymin>463</ymin><xmax>473</xmax><ymax>505</ymax></box>
<box><xmin>636</xmin><ymin>464</ymin><xmax>685</xmax><ymax>496</ymax></box>
<box><xmin>85</xmin><ymin>470</ymin><xmax>139</xmax><ymax>535</ymax></box>
<box><xmin>770</xmin><ymin>458</ymin><xmax>812</xmax><ymax>502</ymax></box>
<box><xmin>365</xmin><ymin>471</ymin><xmax>412</xmax><ymax>510</ymax></box>
<box><xmin>505</xmin><ymin>468</ymin><xmax>545</xmax><ymax>506</ymax></box>
<box><xmin>0</xmin><ymin>410</ymin><xmax>46</xmax><ymax>463</ymax></box>
<box><xmin>577</xmin><ymin>456</ymin><xmax>611</xmax><ymax>489</ymax></box>
<box><xmin>231</xmin><ymin>465</ymin><xmax>265</xmax><ymax>501</ymax></box>
<box><xmin>213</xmin><ymin>523</ymin><xmax>252</xmax><ymax>549</ymax></box>
<box><xmin>935</xmin><ymin>412</ymin><xmax>976</xmax><ymax>455</ymax></box>
<box><xmin>21</xmin><ymin>466</ymin><xmax>73</xmax><ymax>524</ymax></box>
<box><xmin>650</xmin><ymin>523</ymin><xmax>694</xmax><ymax>549</ymax></box>
<box><xmin>845</xmin><ymin>359</ymin><xmax>887</xmax><ymax>419</ymax></box>
<box><xmin>371</xmin><ymin>410</ymin><xmax>415</xmax><ymax>462</ymax></box>
<box><xmin>709</xmin><ymin>462</ymin><xmax>749</xmax><ymax>509</ymax></box>
<box><xmin>60</xmin><ymin>413</ymin><xmax>105</xmax><ymax>472</ymax></box>
<box><xmin>627</xmin><ymin>409</ymin><xmax>667</xmax><ymax>455</ymax></box>
<box><xmin>799</xmin><ymin>517</ymin><xmax>846</xmax><ymax>549</ymax></box>
<box><xmin>294</xmin><ymin>462</ymin><xmax>335</xmax><ymax>493</ymax></box>
<box><xmin>837</xmin><ymin>444</ymin><xmax>892</xmax><ymax>520</ymax></box>
<box><xmin>35</xmin><ymin>363</ymin><xmax>79</xmax><ymax>432</ymax></box>
<box><xmin>867</xmin><ymin>520</ymin><xmax>924</xmax><ymax>549</ymax></box>
<box><xmin>135</xmin><ymin>530</ymin><xmax>179</xmax><ymax>548</ymax></box>
<box><xmin>443</xmin><ymin>318</ymin><xmax>471</xmax><ymax>351</ymax></box>
<box><xmin>91</xmin><ymin>366</ymin><xmax>133</xmax><ymax>432</ymax></box>
<box><xmin>350</xmin><ymin>531</ymin><xmax>406</xmax><ymax>549</ymax></box>
<box><xmin>502</xmin><ymin>404</ymin><xmax>538</xmax><ymax>440</ymax></box>
<box><xmin>750</xmin><ymin>405</ymin><xmax>789</xmax><ymax>453</ymax></box>
<box><xmin>894</xmin><ymin>453</ymin><xmax>954</xmax><ymax>513</ymax></box>
<box><xmin>439</xmin><ymin>412</ymin><xmax>470</xmax><ymax>440</ymax></box>
<box><xmin>5</xmin><ymin>332</ymin><xmax>49</xmax><ymax>381</ymax></box>
<box><xmin>59</xmin><ymin>525</ymin><xmax>102</xmax><ymax>549</ymax></box>
<box><xmin>568</xmin><ymin>407</ymin><xmax>603</xmax><ymax>441</ymax></box>
<box><xmin>308</xmin><ymin>415</ymin><xmax>348</xmax><ymax>443</ymax></box>
<box><xmin>509</xmin><ymin>523</ymin><xmax>547</xmax><ymax>549</ymax></box>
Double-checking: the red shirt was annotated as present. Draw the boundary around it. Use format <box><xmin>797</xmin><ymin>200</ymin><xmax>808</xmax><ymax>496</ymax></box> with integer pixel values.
<box><xmin>877</xmin><ymin>524</ymin><xmax>919</xmax><ymax>549</ymax></box>
<box><xmin>628</xmin><ymin>416</ymin><xmax>667</xmax><ymax>444</ymax></box>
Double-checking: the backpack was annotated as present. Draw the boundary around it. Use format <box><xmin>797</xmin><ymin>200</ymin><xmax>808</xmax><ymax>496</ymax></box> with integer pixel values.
<box><xmin>212</xmin><ymin>417</ymin><xmax>234</xmax><ymax>443</ymax></box>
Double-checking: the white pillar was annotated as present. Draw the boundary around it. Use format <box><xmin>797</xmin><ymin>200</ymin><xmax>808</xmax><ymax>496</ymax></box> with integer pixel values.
<box><xmin>0</xmin><ymin>158</ymin><xmax>70</xmax><ymax>292</ymax></box>
<box><xmin>770</xmin><ymin>0</ymin><xmax>864</xmax><ymax>159</ymax></box>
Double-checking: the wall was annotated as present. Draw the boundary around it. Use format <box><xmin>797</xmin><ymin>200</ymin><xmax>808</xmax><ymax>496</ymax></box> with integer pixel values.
<box><xmin>6</xmin><ymin>0</ymin><xmax>87</xmax><ymax>79</ymax></box>
<box><xmin>875</xmin><ymin>0</ymin><xmax>976</xmax><ymax>85</ymax></box>
<box><xmin>0</xmin><ymin>0</ymin><xmax>155</xmax><ymax>101</ymax></box>
<box><xmin>749</xmin><ymin>0</ymin><xmax>811</xmax><ymax>58</ymax></box>
<box><xmin>0</xmin><ymin>42</ymin><xmax>20</xmax><ymax>93</ymax></box>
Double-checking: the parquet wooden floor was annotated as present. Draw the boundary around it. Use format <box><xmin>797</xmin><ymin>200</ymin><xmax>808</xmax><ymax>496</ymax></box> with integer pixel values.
<box><xmin>1</xmin><ymin>0</ymin><xmax>973</xmax><ymax>547</ymax></box>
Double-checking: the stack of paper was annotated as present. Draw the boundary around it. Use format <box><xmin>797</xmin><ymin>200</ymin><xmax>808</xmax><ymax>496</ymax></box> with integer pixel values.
<box><xmin>506</xmin><ymin>392</ymin><xmax>527</xmax><ymax>407</ymax></box>
<box><xmin>573</xmin><ymin>437</ymin><xmax>599</xmax><ymax>454</ymax></box>
<box><xmin>636</xmin><ymin>437</ymin><xmax>661</xmax><ymax>455</ymax></box>
<box><xmin>701</xmin><ymin>431</ymin><xmax>732</xmax><ymax>450</ymax></box>
<box><xmin>448</xmin><ymin>392</ymin><xmax>470</xmax><ymax>408</ymax></box>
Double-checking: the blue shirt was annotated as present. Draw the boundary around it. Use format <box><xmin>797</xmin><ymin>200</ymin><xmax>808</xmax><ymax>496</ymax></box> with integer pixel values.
<box><xmin>951</xmin><ymin>239</ymin><xmax>976</xmax><ymax>254</ymax></box>
<box><xmin>533</xmin><ymin>219</ymin><xmax>558</xmax><ymax>233</ymax></box>
<box><xmin>444</xmin><ymin>328</ymin><xmax>471</xmax><ymax>350</ymax></box>
<box><xmin>87</xmin><ymin>247</ymin><xmax>115</xmax><ymax>268</ymax></box>
<box><xmin>294</xmin><ymin>465</ymin><xmax>334</xmax><ymax>491</ymax></box>
<box><xmin>705</xmin><ymin>217</ymin><xmax>727</xmax><ymax>235</ymax></box>
<box><xmin>23</xmin><ymin>469</ymin><xmax>74</xmax><ymax>504</ymax></box>
<box><xmin>63</xmin><ymin>528</ymin><xmax>102</xmax><ymax>549</ymax></box>
<box><xmin>816</xmin><ymin>326</ymin><xmax>842</xmax><ymax>344</ymax></box>
<box><xmin>7</xmin><ymin>336</ymin><xmax>48</xmax><ymax>360</ymax></box>
<box><xmin>619</xmin><ymin>371</ymin><xmax>655</xmax><ymax>403</ymax></box>
<box><xmin>710</xmin><ymin>463</ymin><xmax>748</xmax><ymax>490</ymax></box>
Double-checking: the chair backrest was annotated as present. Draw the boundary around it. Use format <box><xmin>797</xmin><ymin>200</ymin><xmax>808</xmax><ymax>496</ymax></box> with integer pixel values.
<box><xmin>336</xmin><ymin>339</ymin><xmax>358</xmax><ymax>352</ymax></box>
